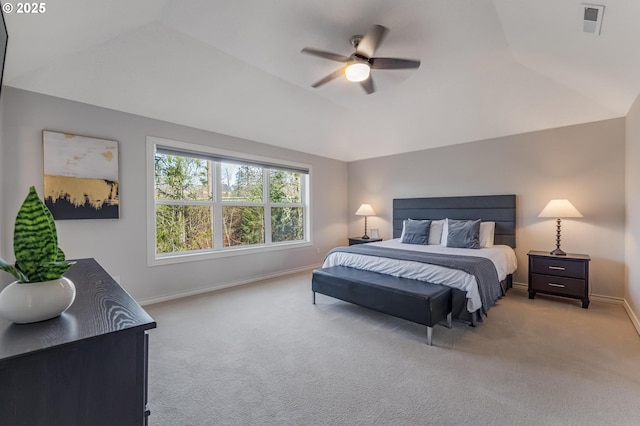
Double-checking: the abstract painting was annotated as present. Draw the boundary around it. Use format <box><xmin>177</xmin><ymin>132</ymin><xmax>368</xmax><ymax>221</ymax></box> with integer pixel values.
<box><xmin>43</xmin><ymin>131</ymin><xmax>120</xmax><ymax>219</ymax></box>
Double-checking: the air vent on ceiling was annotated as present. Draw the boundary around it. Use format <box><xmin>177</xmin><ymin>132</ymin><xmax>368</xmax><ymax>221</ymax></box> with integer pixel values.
<box><xmin>582</xmin><ymin>3</ymin><xmax>605</xmax><ymax>35</ymax></box>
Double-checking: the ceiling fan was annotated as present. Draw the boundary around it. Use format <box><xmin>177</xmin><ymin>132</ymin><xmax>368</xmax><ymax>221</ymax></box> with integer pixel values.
<box><xmin>301</xmin><ymin>24</ymin><xmax>421</xmax><ymax>94</ymax></box>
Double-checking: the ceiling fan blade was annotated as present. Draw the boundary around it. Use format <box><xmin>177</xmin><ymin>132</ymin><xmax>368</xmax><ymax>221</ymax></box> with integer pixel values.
<box><xmin>370</xmin><ymin>58</ymin><xmax>421</xmax><ymax>69</ymax></box>
<box><xmin>301</xmin><ymin>48</ymin><xmax>350</xmax><ymax>63</ymax></box>
<box><xmin>360</xmin><ymin>77</ymin><xmax>375</xmax><ymax>94</ymax></box>
<box><xmin>356</xmin><ymin>25</ymin><xmax>388</xmax><ymax>58</ymax></box>
<box><xmin>311</xmin><ymin>67</ymin><xmax>345</xmax><ymax>88</ymax></box>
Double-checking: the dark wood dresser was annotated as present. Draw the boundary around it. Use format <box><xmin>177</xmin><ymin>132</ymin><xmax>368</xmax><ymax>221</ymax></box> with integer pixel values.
<box><xmin>527</xmin><ymin>250</ymin><xmax>591</xmax><ymax>308</ymax></box>
<box><xmin>0</xmin><ymin>258</ymin><xmax>156</xmax><ymax>425</ymax></box>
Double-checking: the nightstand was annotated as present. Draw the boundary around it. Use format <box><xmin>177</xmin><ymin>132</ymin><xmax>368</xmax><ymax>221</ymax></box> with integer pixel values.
<box><xmin>348</xmin><ymin>237</ymin><xmax>382</xmax><ymax>246</ymax></box>
<box><xmin>527</xmin><ymin>250</ymin><xmax>591</xmax><ymax>308</ymax></box>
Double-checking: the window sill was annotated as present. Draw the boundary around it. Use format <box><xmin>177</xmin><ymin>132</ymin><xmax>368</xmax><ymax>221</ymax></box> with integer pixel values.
<box><xmin>148</xmin><ymin>240</ymin><xmax>312</xmax><ymax>267</ymax></box>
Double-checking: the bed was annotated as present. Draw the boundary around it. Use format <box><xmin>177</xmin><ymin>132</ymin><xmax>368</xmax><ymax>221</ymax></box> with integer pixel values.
<box><xmin>316</xmin><ymin>194</ymin><xmax>517</xmax><ymax>325</ymax></box>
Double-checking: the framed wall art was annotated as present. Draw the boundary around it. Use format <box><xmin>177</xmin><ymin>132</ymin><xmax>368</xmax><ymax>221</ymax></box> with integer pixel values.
<box><xmin>43</xmin><ymin>130</ymin><xmax>120</xmax><ymax>220</ymax></box>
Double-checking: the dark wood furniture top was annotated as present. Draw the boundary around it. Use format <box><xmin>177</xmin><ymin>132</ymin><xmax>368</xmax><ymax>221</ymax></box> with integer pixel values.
<box><xmin>0</xmin><ymin>258</ymin><xmax>156</xmax><ymax>425</ymax></box>
<box><xmin>527</xmin><ymin>250</ymin><xmax>591</xmax><ymax>308</ymax></box>
<box><xmin>348</xmin><ymin>237</ymin><xmax>383</xmax><ymax>245</ymax></box>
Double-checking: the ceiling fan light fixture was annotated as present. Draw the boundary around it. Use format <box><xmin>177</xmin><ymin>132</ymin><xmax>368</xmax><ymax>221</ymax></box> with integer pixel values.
<box><xmin>302</xmin><ymin>25</ymin><xmax>420</xmax><ymax>93</ymax></box>
<box><xmin>345</xmin><ymin>62</ymin><xmax>370</xmax><ymax>82</ymax></box>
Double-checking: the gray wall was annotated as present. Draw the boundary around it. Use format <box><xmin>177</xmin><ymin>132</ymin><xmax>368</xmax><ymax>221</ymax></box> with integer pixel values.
<box><xmin>1</xmin><ymin>87</ymin><xmax>348</xmax><ymax>302</ymax></box>
<box><xmin>626</xmin><ymin>93</ymin><xmax>640</xmax><ymax>326</ymax></box>
<box><xmin>348</xmin><ymin>119</ymin><xmax>626</xmax><ymax>299</ymax></box>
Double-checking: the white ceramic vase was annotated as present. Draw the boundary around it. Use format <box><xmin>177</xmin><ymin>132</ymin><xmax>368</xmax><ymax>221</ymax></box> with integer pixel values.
<box><xmin>0</xmin><ymin>277</ymin><xmax>76</xmax><ymax>324</ymax></box>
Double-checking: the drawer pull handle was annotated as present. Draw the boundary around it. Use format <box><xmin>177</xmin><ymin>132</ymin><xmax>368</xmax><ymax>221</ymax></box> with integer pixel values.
<box><xmin>548</xmin><ymin>283</ymin><xmax>565</xmax><ymax>288</ymax></box>
<box><xmin>548</xmin><ymin>266</ymin><xmax>565</xmax><ymax>271</ymax></box>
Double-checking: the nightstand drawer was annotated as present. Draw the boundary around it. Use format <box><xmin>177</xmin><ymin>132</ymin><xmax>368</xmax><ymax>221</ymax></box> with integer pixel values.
<box><xmin>530</xmin><ymin>274</ymin><xmax>586</xmax><ymax>298</ymax></box>
<box><xmin>530</xmin><ymin>257</ymin><xmax>586</xmax><ymax>279</ymax></box>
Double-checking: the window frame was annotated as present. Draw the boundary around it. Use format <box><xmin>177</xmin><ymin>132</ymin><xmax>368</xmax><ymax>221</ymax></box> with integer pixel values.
<box><xmin>147</xmin><ymin>136</ymin><xmax>312</xmax><ymax>266</ymax></box>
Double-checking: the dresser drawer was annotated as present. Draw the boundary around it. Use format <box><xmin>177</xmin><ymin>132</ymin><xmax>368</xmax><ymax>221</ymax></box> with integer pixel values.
<box><xmin>530</xmin><ymin>257</ymin><xmax>586</xmax><ymax>279</ymax></box>
<box><xmin>530</xmin><ymin>274</ymin><xmax>586</xmax><ymax>298</ymax></box>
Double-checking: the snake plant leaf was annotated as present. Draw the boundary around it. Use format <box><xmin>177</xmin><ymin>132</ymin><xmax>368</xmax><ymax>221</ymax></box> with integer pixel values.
<box><xmin>0</xmin><ymin>258</ymin><xmax>28</xmax><ymax>282</ymax></box>
<box><xmin>10</xmin><ymin>186</ymin><xmax>71</xmax><ymax>282</ymax></box>
<box><xmin>56</xmin><ymin>246</ymin><xmax>66</xmax><ymax>262</ymax></box>
<box><xmin>32</xmin><ymin>261</ymin><xmax>75</xmax><ymax>282</ymax></box>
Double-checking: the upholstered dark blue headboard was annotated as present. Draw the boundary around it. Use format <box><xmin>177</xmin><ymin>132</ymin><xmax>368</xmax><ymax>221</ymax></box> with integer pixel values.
<box><xmin>393</xmin><ymin>195</ymin><xmax>516</xmax><ymax>248</ymax></box>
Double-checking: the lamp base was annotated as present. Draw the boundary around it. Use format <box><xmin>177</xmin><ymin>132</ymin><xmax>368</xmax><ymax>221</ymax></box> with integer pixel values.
<box><xmin>550</xmin><ymin>248</ymin><xmax>566</xmax><ymax>256</ymax></box>
<box><xmin>361</xmin><ymin>216</ymin><xmax>370</xmax><ymax>240</ymax></box>
<box><xmin>550</xmin><ymin>218</ymin><xmax>566</xmax><ymax>256</ymax></box>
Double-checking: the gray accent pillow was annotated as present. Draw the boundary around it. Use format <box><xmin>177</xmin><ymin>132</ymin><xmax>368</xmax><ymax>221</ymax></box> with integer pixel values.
<box><xmin>446</xmin><ymin>219</ymin><xmax>481</xmax><ymax>249</ymax></box>
<box><xmin>401</xmin><ymin>219</ymin><xmax>431</xmax><ymax>245</ymax></box>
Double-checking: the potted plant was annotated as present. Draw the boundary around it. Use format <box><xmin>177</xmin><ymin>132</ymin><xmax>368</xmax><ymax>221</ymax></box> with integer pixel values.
<box><xmin>0</xmin><ymin>186</ymin><xmax>76</xmax><ymax>324</ymax></box>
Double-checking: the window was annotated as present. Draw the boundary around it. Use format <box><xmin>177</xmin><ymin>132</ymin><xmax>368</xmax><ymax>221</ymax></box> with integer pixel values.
<box><xmin>147</xmin><ymin>137</ymin><xmax>310</xmax><ymax>264</ymax></box>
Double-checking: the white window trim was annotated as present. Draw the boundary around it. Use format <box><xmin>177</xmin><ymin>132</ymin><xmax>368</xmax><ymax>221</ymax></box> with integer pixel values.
<box><xmin>146</xmin><ymin>136</ymin><xmax>312</xmax><ymax>266</ymax></box>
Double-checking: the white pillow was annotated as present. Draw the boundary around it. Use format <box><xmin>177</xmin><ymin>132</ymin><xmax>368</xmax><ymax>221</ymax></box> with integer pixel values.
<box><xmin>440</xmin><ymin>219</ymin><xmax>448</xmax><ymax>246</ymax></box>
<box><xmin>399</xmin><ymin>219</ymin><xmax>409</xmax><ymax>240</ymax></box>
<box><xmin>429</xmin><ymin>220</ymin><xmax>444</xmax><ymax>245</ymax></box>
<box><xmin>479</xmin><ymin>221</ymin><xmax>495</xmax><ymax>248</ymax></box>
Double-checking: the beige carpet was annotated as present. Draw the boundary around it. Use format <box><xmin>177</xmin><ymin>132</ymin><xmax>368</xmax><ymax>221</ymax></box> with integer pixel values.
<box><xmin>145</xmin><ymin>271</ymin><xmax>640</xmax><ymax>426</ymax></box>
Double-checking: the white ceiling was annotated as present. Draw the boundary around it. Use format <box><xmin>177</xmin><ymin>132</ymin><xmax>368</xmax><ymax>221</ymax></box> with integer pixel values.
<box><xmin>4</xmin><ymin>0</ymin><xmax>640</xmax><ymax>161</ymax></box>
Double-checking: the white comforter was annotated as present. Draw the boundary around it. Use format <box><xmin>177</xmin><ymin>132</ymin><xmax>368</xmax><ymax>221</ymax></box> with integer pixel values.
<box><xmin>322</xmin><ymin>239</ymin><xmax>518</xmax><ymax>312</ymax></box>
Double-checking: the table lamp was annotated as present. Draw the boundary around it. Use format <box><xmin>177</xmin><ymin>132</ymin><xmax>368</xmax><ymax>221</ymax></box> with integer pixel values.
<box><xmin>538</xmin><ymin>199</ymin><xmax>583</xmax><ymax>256</ymax></box>
<box><xmin>355</xmin><ymin>204</ymin><xmax>376</xmax><ymax>239</ymax></box>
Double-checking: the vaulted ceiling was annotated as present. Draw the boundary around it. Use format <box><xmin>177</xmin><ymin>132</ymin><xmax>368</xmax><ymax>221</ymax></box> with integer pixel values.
<box><xmin>4</xmin><ymin>0</ymin><xmax>640</xmax><ymax>161</ymax></box>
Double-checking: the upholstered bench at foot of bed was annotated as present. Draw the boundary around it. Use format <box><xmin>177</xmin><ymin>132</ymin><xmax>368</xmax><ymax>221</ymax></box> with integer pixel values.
<box><xmin>311</xmin><ymin>266</ymin><xmax>452</xmax><ymax>346</ymax></box>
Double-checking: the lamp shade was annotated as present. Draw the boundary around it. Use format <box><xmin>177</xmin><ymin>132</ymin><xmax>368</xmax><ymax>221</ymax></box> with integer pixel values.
<box><xmin>538</xmin><ymin>199</ymin><xmax>583</xmax><ymax>218</ymax></box>
<box><xmin>355</xmin><ymin>204</ymin><xmax>376</xmax><ymax>216</ymax></box>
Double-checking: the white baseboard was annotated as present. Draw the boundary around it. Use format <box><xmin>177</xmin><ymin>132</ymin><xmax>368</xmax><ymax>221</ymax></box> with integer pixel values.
<box><xmin>512</xmin><ymin>281</ymin><xmax>527</xmax><ymax>291</ymax></box>
<box><xmin>590</xmin><ymin>294</ymin><xmax>624</xmax><ymax>305</ymax></box>
<box><xmin>139</xmin><ymin>263</ymin><xmax>322</xmax><ymax>306</ymax></box>
<box><xmin>623</xmin><ymin>300</ymin><xmax>640</xmax><ymax>336</ymax></box>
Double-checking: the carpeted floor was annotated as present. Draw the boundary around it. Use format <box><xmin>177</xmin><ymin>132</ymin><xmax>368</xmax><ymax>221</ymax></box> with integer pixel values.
<box><xmin>145</xmin><ymin>271</ymin><xmax>640</xmax><ymax>426</ymax></box>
